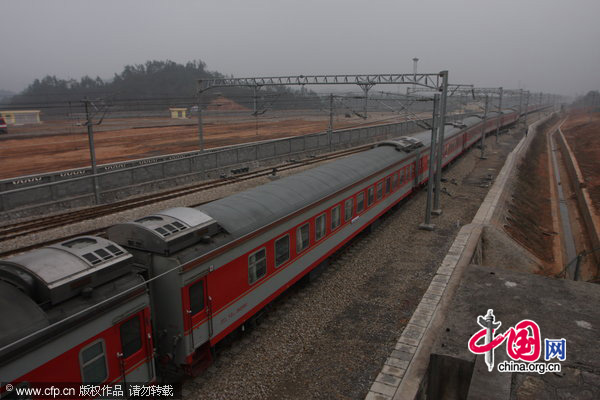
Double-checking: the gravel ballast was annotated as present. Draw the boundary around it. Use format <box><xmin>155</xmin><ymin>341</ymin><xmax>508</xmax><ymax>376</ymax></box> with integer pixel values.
<box><xmin>181</xmin><ymin>117</ymin><xmax>546</xmax><ymax>399</ymax></box>
<box><xmin>2</xmin><ymin>114</ymin><xmax>545</xmax><ymax>399</ymax></box>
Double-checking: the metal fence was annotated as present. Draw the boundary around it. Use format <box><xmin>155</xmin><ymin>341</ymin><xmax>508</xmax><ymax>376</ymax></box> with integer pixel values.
<box><xmin>0</xmin><ymin>113</ymin><xmax>473</xmax><ymax>215</ymax></box>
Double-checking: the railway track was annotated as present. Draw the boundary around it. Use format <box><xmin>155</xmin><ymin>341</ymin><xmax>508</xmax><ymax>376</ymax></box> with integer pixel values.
<box><xmin>183</xmin><ymin>119</ymin><xmax>529</xmax><ymax>399</ymax></box>
<box><xmin>0</xmin><ymin>145</ymin><xmax>371</xmax><ymax>255</ymax></box>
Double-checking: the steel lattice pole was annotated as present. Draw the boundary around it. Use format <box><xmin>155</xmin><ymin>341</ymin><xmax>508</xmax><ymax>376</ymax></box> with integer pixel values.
<box><xmin>432</xmin><ymin>71</ymin><xmax>448</xmax><ymax>215</ymax></box>
<box><xmin>495</xmin><ymin>87</ymin><xmax>503</xmax><ymax>142</ymax></box>
<box><xmin>197</xmin><ymin>91</ymin><xmax>205</xmax><ymax>180</ymax></box>
<box><xmin>419</xmin><ymin>93</ymin><xmax>440</xmax><ymax>231</ymax></box>
<box><xmin>84</xmin><ymin>98</ymin><xmax>101</xmax><ymax>204</ymax></box>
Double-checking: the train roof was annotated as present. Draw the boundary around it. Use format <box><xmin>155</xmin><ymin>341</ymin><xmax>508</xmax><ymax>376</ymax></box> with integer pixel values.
<box><xmin>0</xmin><ymin>236</ymin><xmax>133</xmax><ymax>306</ymax></box>
<box><xmin>194</xmin><ymin>120</ymin><xmax>475</xmax><ymax>244</ymax></box>
<box><xmin>109</xmin><ymin>109</ymin><xmax>513</xmax><ymax>260</ymax></box>
<box><xmin>0</xmin><ymin>281</ymin><xmax>48</xmax><ymax>348</ymax></box>
<box><xmin>197</xmin><ymin>144</ymin><xmax>408</xmax><ymax>240</ymax></box>
<box><xmin>0</xmin><ymin>236</ymin><xmax>146</xmax><ymax>361</ymax></box>
<box><xmin>0</xmin><ymin>272</ymin><xmax>145</xmax><ymax>364</ymax></box>
<box><xmin>108</xmin><ymin>141</ymin><xmax>423</xmax><ymax>257</ymax></box>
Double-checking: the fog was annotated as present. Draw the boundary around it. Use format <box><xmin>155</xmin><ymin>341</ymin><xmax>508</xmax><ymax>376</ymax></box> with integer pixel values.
<box><xmin>1</xmin><ymin>0</ymin><xmax>599</xmax><ymax>96</ymax></box>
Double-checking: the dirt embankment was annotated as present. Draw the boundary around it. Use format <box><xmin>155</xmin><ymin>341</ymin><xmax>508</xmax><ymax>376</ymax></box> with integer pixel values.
<box><xmin>0</xmin><ymin>116</ymin><xmax>384</xmax><ymax>179</ymax></box>
<box><xmin>561</xmin><ymin>112</ymin><xmax>600</xmax><ymax>216</ymax></box>
<box><xmin>504</xmin><ymin>116</ymin><xmax>560</xmax><ymax>267</ymax></box>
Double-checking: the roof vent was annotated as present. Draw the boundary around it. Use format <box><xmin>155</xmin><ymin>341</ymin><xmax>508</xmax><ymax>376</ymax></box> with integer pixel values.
<box><xmin>450</xmin><ymin>121</ymin><xmax>467</xmax><ymax>128</ymax></box>
<box><xmin>0</xmin><ymin>236</ymin><xmax>132</xmax><ymax>306</ymax></box>
<box><xmin>107</xmin><ymin>207</ymin><xmax>221</xmax><ymax>255</ymax></box>
<box><xmin>375</xmin><ymin>136</ymin><xmax>424</xmax><ymax>152</ymax></box>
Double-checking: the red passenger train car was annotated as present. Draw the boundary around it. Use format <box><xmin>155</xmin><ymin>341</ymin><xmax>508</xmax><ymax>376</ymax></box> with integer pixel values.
<box><xmin>0</xmin><ymin>106</ymin><xmax>546</xmax><ymax>393</ymax></box>
<box><xmin>0</xmin><ymin>237</ymin><xmax>155</xmax><ymax>397</ymax></box>
<box><xmin>106</xmin><ymin>107</ymin><xmax>533</xmax><ymax>374</ymax></box>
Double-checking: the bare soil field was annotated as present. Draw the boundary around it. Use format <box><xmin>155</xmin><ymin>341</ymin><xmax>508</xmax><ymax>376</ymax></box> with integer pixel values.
<box><xmin>0</xmin><ymin>112</ymin><xmax>407</xmax><ymax>179</ymax></box>
<box><xmin>561</xmin><ymin>111</ymin><xmax>600</xmax><ymax>216</ymax></box>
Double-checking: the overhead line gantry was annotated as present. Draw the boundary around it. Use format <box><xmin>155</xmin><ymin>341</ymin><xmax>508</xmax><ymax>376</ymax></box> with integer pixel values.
<box><xmin>197</xmin><ymin>71</ymin><xmax>451</xmax><ymax>227</ymax></box>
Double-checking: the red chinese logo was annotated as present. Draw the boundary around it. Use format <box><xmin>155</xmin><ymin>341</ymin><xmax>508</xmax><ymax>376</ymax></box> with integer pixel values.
<box><xmin>469</xmin><ymin>318</ymin><xmax>541</xmax><ymax>362</ymax></box>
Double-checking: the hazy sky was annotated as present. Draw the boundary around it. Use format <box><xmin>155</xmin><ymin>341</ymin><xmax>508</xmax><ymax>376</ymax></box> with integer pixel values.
<box><xmin>1</xmin><ymin>0</ymin><xmax>599</xmax><ymax>97</ymax></box>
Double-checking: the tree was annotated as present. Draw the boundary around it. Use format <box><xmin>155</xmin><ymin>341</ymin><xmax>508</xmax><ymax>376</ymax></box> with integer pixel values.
<box><xmin>6</xmin><ymin>59</ymin><xmax>323</xmax><ymax>114</ymax></box>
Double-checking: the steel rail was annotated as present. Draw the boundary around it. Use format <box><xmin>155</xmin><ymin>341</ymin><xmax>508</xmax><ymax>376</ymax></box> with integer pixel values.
<box><xmin>0</xmin><ymin>145</ymin><xmax>371</xmax><ymax>243</ymax></box>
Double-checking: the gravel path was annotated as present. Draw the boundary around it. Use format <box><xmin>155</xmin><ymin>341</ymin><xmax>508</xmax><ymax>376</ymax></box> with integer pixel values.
<box><xmin>181</xmin><ymin>123</ymin><xmax>533</xmax><ymax>399</ymax></box>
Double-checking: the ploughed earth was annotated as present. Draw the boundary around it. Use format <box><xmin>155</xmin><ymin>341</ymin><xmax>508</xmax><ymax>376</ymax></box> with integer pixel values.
<box><xmin>561</xmin><ymin>111</ymin><xmax>600</xmax><ymax>217</ymax></box>
<box><xmin>504</xmin><ymin>115</ymin><xmax>559</xmax><ymax>270</ymax></box>
<box><xmin>0</xmin><ymin>111</ymin><xmax>417</xmax><ymax>179</ymax></box>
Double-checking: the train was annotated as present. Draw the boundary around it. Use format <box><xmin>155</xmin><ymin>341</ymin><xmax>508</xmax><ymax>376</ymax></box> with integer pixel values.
<box><xmin>0</xmin><ymin>105</ymin><xmax>544</xmax><ymax>396</ymax></box>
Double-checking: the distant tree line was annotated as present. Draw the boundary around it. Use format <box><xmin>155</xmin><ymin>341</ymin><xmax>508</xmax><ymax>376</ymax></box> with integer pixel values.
<box><xmin>2</xmin><ymin>60</ymin><xmax>323</xmax><ymax>115</ymax></box>
<box><xmin>571</xmin><ymin>90</ymin><xmax>600</xmax><ymax>110</ymax></box>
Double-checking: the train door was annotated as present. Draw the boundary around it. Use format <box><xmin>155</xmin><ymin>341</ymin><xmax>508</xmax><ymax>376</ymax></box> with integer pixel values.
<box><xmin>117</xmin><ymin>311</ymin><xmax>154</xmax><ymax>383</ymax></box>
<box><xmin>186</xmin><ymin>276</ymin><xmax>212</xmax><ymax>345</ymax></box>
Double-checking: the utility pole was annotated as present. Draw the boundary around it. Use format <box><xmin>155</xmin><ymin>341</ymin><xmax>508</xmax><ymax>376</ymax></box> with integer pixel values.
<box><xmin>253</xmin><ymin>86</ymin><xmax>258</xmax><ymax>115</ymax></box>
<box><xmin>328</xmin><ymin>93</ymin><xmax>334</xmax><ymax>152</ymax></box>
<box><xmin>419</xmin><ymin>93</ymin><xmax>440</xmax><ymax>231</ymax></box>
<box><xmin>359</xmin><ymin>84</ymin><xmax>372</xmax><ymax>119</ymax></box>
<box><xmin>432</xmin><ymin>70</ymin><xmax>449</xmax><ymax>215</ymax></box>
<box><xmin>495</xmin><ymin>87</ymin><xmax>503</xmax><ymax>142</ymax></box>
<box><xmin>197</xmin><ymin>91</ymin><xmax>205</xmax><ymax>179</ymax></box>
<box><xmin>412</xmin><ymin>58</ymin><xmax>419</xmax><ymax>94</ymax></box>
<box><xmin>83</xmin><ymin>98</ymin><xmax>101</xmax><ymax>204</ymax></box>
<box><xmin>518</xmin><ymin>89</ymin><xmax>524</xmax><ymax>119</ymax></box>
<box><xmin>523</xmin><ymin>91</ymin><xmax>530</xmax><ymax>127</ymax></box>
<box><xmin>253</xmin><ymin>85</ymin><xmax>260</xmax><ymax>136</ymax></box>
<box><xmin>518</xmin><ymin>89</ymin><xmax>525</xmax><ymax>131</ymax></box>
<box><xmin>480</xmin><ymin>95</ymin><xmax>490</xmax><ymax>159</ymax></box>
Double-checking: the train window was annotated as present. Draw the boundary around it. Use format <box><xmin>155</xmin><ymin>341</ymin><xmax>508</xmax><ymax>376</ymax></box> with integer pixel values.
<box><xmin>120</xmin><ymin>316</ymin><xmax>142</xmax><ymax>359</ymax></box>
<box><xmin>376</xmin><ymin>182</ymin><xmax>383</xmax><ymax>200</ymax></box>
<box><xmin>356</xmin><ymin>192</ymin><xmax>365</xmax><ymax>213</ymax></box>
<box><xmin>344</xmin><ymin>198</ymin><xmax>353</xmax><ymax>222</ymax></box>
<box><xmin>331</xmin><ymin>205</ymin><xmax>341</xmax><ymax>230</ymax></box>
<box><xmin>189</xmin><ymin>280</ymin><xmax>205</xmax><ymax>315</ymax></box>
<box><xmin>80</xmin><ymin>340</ymin><xmax>108</xmax><ymax>383</ymax></box>
<box><xmin>275</xmin><ymin>235</ymin><xmax>290</xmax><ymax>267</ymax></box>
<box><xmin>248</xmin><ymin>248</ymin><xmax>267</xmax><ymax>284</ymax></box>
<box><xmin>367</xmin><ymin>187</ymin><xmax>374</xmax><ymax>206</ymax></box>
<box><xmin>315</xmin><ymin>213</ymin><xmax>326</xmax><ymax>241</ymax></box>
<box><xmin>392</xmin><ymin>173</ymin><xmax>398</xmax><ymax>189</ymax></box>
<box><xmin>400</xmin><ymin>169</ymin><xmax>405</xmax><ymax>184</ymax></box>
<box><xmin>296</xmin><ymin>224</ymin><xmax>310</xmax><ymax>253</ymax></box>
<box><xmin>385</xmin><ymin>177</ymin><xmax>391</xmax><ymax>194</ymax></box>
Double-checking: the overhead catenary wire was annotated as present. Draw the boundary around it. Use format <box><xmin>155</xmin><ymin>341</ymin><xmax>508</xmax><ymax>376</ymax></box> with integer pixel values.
<box><xmin>0</xmin><ymin>104</ymin><xmax>418</xmax><ymax>350</ymax></box>
<box><xmin>0</xmin><ymin>92</ymin><xmax>525</xmax><ymax>349</ymax></box>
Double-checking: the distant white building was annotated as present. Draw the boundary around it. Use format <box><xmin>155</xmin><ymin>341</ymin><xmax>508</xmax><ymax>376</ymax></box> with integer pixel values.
<box><xmin>0</xmin><ymin>110</ymin><xmax>41</xmax><ymax>125</ymax></box>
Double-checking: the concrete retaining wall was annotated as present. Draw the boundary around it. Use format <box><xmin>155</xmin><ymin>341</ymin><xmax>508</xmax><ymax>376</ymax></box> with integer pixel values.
<box><xmin>555</xmin><ymin>128</ymin><xmax>600</xmax><ymax>267</ymax></box>
<box><xmin>0</xmin><ymin>114</ymin><xmax>465</xmax><ymax>219</ymax></box>
<box><xmin>365</xmin><ymin>114</ymin><xmax>554</xmax><ymax>400</ymax></box>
